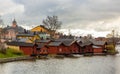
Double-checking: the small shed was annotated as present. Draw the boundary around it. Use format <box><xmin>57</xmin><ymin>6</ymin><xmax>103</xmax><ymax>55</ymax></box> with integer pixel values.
<box><xmin>79</xmin><ymin>41</ymin><xmax>93</xmax><ymax>54</ymax></box>
<box><xmin>91</xmin><ymin>40</ymin><xmax>107</xmax><ymax>52</ymax></box>
<box><xmin>93</xmin><ymin>45</ymin><xmax>103</xmax><ymax>53</ymax></box>
<box><xmin>63</xmin><ymin>40</ymin><xmax>80</xmax><ymax>54</ymax></box>
<box><xmin>19</xmin><ymin>43</ymin><xmax>37</xmax><ymax>55</ymax></box>
<box><xmin>7</xmin><ymin>41</ymin><xmax>37</xmax><ymax>55</ymax></box>
<box><xmin>47</xmin><ymin>41</ymin><xmax>66</xmax><ymax>55</ymax></box>
<box><xmin>36</xmin><ymin>43</ymin><xmax>48</xmax><ymax>56</ymax></box>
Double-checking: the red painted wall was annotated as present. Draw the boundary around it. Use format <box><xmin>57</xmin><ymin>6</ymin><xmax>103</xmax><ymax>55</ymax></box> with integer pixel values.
<box><xmin>84</xmin><ymin>45</ymin><xmax>93</xmax><ymax>53</ymax></box>
<box><xmin>38</xmin><ymin>47</ymin><xmax>48</xmax><ymax>55</ymax></box>
<box><xmin>69</xmin><ymin>43</ymin><xmax>79</xmax><ymax>54</ymax></box>
<box><xmin>48</xmin><ymin>46</ymin><xmax>58</xmax><ymax>54</ymax></box>
<box><xmin>20</xmin><ymin>46</ymin><xmax>37</xmax><ymax>55</ymax></box>
<box><xmin>93</xmin><ymin>48</ymin><xmax>103</xmax><ymax>53</ymax></box>
<box><xmin>20</xmin><ymin>46</ymin><xmax>33</xmax><ymax>55</ymax></box>
<box><xmin>48</xmin><ymin>44</ymin><xmax>69</xmax><ymax>54</ymax></box>
<box><xmin>64</xmin><ymin>46</ymin><xmax>71</xmax><ymax>54</ymax></box>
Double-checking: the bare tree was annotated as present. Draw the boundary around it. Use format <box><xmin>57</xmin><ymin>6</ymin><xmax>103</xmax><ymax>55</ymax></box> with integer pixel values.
<box><xmin>43</xmin><ymin>15</ymin><xmax>62</xmax><ymax>33</ymax></box>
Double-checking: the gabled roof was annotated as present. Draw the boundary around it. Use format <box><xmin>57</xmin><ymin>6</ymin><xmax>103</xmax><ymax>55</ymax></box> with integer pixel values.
<box><xmin>17</xmin><ymin>34</ymin><xmax>34</xmax><ymax>37</ymax></box>
<box><xmin>31</xmin><ymin>25</ymin><xmax>48</xmax><ymax>32</ymax></box>
<box><xmin>37</xmin><ymin>43</ymin><xmax>45</xmax><ymax>48</ymax></box>
<box><xmin>53</xmin><ymin>39</ymin><xmax>74</xmax><ymax>42</ymax></box>
<box><xmin>92</xmin><ymin>45</ymin><xmax>102</xmax><ymax>48</ymax></box>
<box><xmin>7</xmin><ymin>41</ymin><xmax>20</xmax><ymax>46</ymax></box>
<box><xmin>38</xmin><ymin>32</ymin><xmax>47</xmax><ymax>34</ymax></box>
<box><xmin>63</xmin><ymin>40</ymin><xmax>76</xmax><ymax>46</ymax></box>
<box><xmin>53</xmin><ymin>39</ymin><xmax>76</xmax><ymax>46</ymax></box>
<box><xmin>7</xmin><ymin>41</ymin><xmax>34</xmax><ymax>46</ymax></box>
<box><xmin>48</xmin><ymin>42</ymin><xmax>63</xmax><ymax>46</ymax></box>
<box><xmin>35</xmin><ymin>39</ymin><xmax>51</xmax><ymax>43</ymax></box>
<box><xmin>79</xmin><ymin>41</ymin><xmax>92</xmax><ymax>47</ymax></box>
<box><xmin>77</xmin><ymin>38</ymin><xmax>93</xmax><ymax>47</ymax></box>
<box><xmin>14</xmin><ymin>38</ymin><xmax>29</xmax><ymax>42</ymax></box>
<box><xmin>3</xmin><ymin>26</ymin><xmax>24</xmax><ymax>33</ymax></box>
<box><xmin>90</xmin><ymin>40</ymin><xmax>106</xmax><ymax>45</ymax></box>
<box><xmin>77</xmin><ymin>38</ymin><xmax>89</xmax><ymax>43</ymax></box>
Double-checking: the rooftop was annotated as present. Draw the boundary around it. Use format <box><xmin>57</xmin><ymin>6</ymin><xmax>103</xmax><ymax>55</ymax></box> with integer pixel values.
<box><xmin>35</xmin><ymin>39</ymin><xmax>51</xmax><ymax>43</ymax></box>
<box><xmin>7</xmin><ymin>41</ymin><xmax>34</xmax><ymax>46</ymax></box>
<box><xmin>17</xmin><ymin>34</ymin><xmax>34</xmax><ymax>37</ymax></box>
<box><xmin>48</xmin><ymin>41</ymin><xmax>63</xmax><ymax>46</ymax></box>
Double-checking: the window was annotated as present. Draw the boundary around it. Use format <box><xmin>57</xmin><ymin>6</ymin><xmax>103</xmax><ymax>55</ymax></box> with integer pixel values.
<box><xmin>59</xmin><ymin>48</ymin><xmax>62</xmax><ymax>52</ymax></box>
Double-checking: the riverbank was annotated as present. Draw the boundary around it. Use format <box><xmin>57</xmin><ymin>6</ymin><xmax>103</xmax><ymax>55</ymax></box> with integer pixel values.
<box><xmin>0</xmin><ymin>56</ymin><xmax>35</xmax><ymax>63</ymax></box>
<box><xmin>0</xmin><ymin>53</ymin><xmax>119</xmax><ymax>63</ymax></box>
<box><xmin>0</xmin><ymin>48</ymin><xmax>23</xmax><ymax>58</ymax></box>
<box><xmin>0</xmin><ymin>49</ymin><xmax>118</xmax><ymax>63</ymax></box>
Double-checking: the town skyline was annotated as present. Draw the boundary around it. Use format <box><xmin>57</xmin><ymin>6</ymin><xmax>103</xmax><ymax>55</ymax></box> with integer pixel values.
<box><xmin>0</xmin><ymin>0</ymin><xmax>120</xmax><ymax>37</ymax></box>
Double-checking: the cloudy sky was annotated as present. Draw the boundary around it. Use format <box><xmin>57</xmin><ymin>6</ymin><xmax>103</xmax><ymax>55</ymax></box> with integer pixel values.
<box><xmin>0</xmin><ymin>0</ymin><xmax>120</xmax><ymax>37</ymax></box>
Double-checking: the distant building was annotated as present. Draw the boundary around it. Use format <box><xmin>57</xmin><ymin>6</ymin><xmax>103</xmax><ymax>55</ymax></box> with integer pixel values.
<box><xmin>31</xmin><ymin>25</ymin><xmax>49</xmax><ymax>33</ymax></box>
<box><xmin>16</xmin><ymin>34</ymin><xmax>40</xmax><ymax>43</ymax></box>
<box><xmin>38</xmin><ymin>32</ymin><xmax>50</xmax><ymax>40</ymax></box>
<box><xmin>95</xmin><ymin>37</ymin><xmax>107</xmax><ymax>41</ymax></box>
<box><xmin>31</xmin><ymin>25</ymin><xmax>57</xmax><ymax>38</ymax></box>
<box><xmin>2</xmin><ymin>19</ymin><xmax>24</xmax><ymax>40</ymax></box>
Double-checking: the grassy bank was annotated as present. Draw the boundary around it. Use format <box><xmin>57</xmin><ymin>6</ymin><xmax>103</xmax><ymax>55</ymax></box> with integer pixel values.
<box><xmin>0</xmin><ymin>48</ymin><xmax>24</xmax><ymax>58</ymax></box>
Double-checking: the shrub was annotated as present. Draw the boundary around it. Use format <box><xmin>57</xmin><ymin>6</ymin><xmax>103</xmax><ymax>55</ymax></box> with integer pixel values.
<box><xmin>0</xmin><ymin>43</ymin><xmax>6</xmax><ymax>54</ymax></box>
<box><xmin>7</xmin><ymin>48</ymin><xmax>23</xmax><ymax>55</ymax></box>
<box><xmin>106</xmin><ymin>44</ymin><xmax>116</xmax><ymax>53</ymax></box>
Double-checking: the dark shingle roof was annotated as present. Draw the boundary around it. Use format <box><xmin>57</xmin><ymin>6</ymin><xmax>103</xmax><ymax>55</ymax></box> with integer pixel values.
<box><xmin>35</xmin><ymin>39</ymin><xmax>51</xmax><ymax>43</ymax></box>
<box><xmin>17</xmin><ymin>34</ymin><xmax>34</xmax><ymax>37</ymax></box>
<box><xmin>37</xmin><ymin>43</ymin><xmax>45</xmax><ymax>48</ymax></box>
<box><xmin>15</xmin><ymin>38</ymin><xmax>29</xmax><ymax>42</ymax></box>
<box><xmin>63</xmin><ymin>40</ymin><xmax>76</xmax><ymax>46</ymax></box>
<box><xmin>7</xmin><ymin>41</ymin><xmax>20</xmax><ymax>46</ymax></box>
<box><xmin>3</xmin><ymin>26</ymin><xmax>24</xmax><ymax>33</ymax></box>
<box><xmin>53</xmin><ymin>39</ymin><xmax>74</xmax><ymax>42</ymax></box>
<box><xmin>90</xmin><ymin>40</ymin><xmax>106</xmax><ymax>45</ymax></box>
<box><xmin>53</xmin><ymin>39</ymin><xmax>76</xmax><ymax>46</ymax></box>
<box><xmin>79</xmin><ymin>41</ymin><xmax>92</xmax><ymax>47</ymax></box>
<box><xmin>48</xmin><ymin>42</ymin><xmax>63</xmax><ymax>46</ymax></box>
<box><xmin>7</xmin><ymin>41</ymin><xmax>34</xmax><ymax>46</ymax></box>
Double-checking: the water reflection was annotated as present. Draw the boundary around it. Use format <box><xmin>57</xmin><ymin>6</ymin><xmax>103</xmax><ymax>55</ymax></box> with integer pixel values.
<box><xmin>0</xmin><ymin>46</ymin><xmax>120</xmax><ymax>74</ymax></box>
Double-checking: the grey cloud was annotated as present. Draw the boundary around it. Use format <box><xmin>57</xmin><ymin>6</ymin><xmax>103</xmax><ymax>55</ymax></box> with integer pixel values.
<box><xmin>10</xmin><ymin>0</ymin><xmax>120</xmax><ymax>32</ymax></box>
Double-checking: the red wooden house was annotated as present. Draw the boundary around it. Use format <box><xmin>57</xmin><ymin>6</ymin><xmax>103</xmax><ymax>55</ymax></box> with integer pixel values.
<box><xmin>91</xmin><ymin>40</ymin><xmax>107</xmax><ymax>53</ymax></box>
<box><xmin>36</xmin><ymin>43</ymin><xmax>48</xmax><ymax>56</ymax></box>
<box><xmin>7</xmin><ymin>41</ymin><xmax>37</xmax><ymax>55</ymax></box>
<box><xmin>19</xmin><ymin>43</ymin><xmax>37</xmax><ymax>55</ymax></box>
<box><xmin>77</xmin><ymin>38</ymin><xmax>93</xmax><ymax>54</ymax></box>
<box><xmin>53</xmin><ymin>39</ymin><xmax>80</xmax><ymax>55</ymax></box>
<box><xmin>63</xmin><ymin>40</ymin><xmax>80</xmax><ymax>54</ymax></box>
<box><xmin>35</xmin><ymin>39</ymin><xmax>51</xmax><ymax>56</ymax></box>
<box><xmin>79</xmin><ymin>41</ymin><xmax>93</xmax><ymax>54</ymax></box>
<box><xmin>47</xmin><ymin>41</ymin><xmax>66</xmax><ymax>55</ymax></box>
<box><xmin>52</xmin><ymin>39</ymin><xmax>72</xmax><ymax>55</ymax></box>
<box><xmin>92</xmin><ymin>45</ymin><xmax>103</xmax><ymax>53</ymax></box>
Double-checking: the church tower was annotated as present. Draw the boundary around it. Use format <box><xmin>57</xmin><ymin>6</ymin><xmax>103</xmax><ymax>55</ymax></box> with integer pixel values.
<box><xmin>12</xmin><ymin>19</ymin><xmax>17</xmax><ymax>28</ymax></box>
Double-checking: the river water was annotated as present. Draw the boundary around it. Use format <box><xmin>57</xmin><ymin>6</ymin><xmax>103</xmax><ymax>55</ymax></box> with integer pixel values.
<box><xmin>0</xmin><ymin>46</ymin><xmax>120</xmax><ymax>74</ymax></box>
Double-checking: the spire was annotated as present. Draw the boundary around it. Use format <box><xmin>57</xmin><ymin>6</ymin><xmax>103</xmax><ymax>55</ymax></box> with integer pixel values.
<box><xmin>12</xmin><ymin>18</ymin><xmax>17</xmax><ymax>27</ymax></box>
<box><xmin>12</xmin><ymin>19</ymin><xmax>17</xmax><ymax>24</ymax></box>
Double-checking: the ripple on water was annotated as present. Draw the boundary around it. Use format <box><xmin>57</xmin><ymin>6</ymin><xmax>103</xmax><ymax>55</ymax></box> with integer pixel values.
<box><xmin>0</xmin><ymin>56</ymin><xmax>119</xmax><ymax>74</ymax></box>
